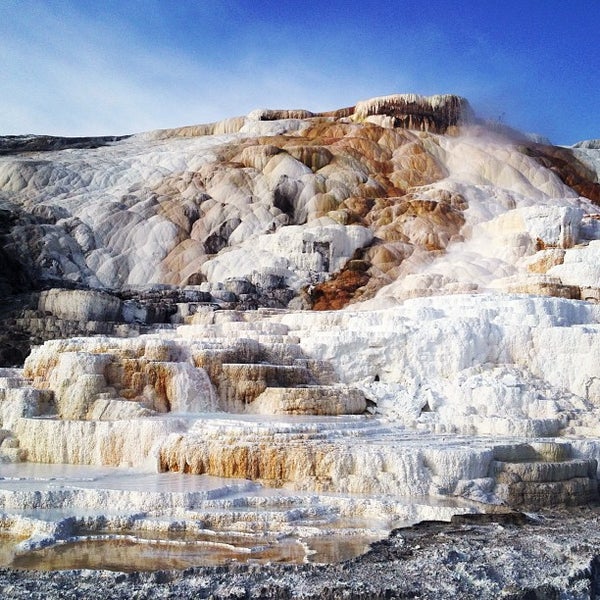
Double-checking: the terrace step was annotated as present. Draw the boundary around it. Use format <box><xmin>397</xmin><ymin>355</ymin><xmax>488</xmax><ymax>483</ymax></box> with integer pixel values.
<box><xmin>491</xmin><ymin>442</ymin><xmax>599</xmax><ymax>508</ymax></box>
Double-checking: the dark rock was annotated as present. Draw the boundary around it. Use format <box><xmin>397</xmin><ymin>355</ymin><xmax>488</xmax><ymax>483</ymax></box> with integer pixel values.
<box><xmin>0</xmin><ymin>134</ymin><xmax>130</xmax><ymax>155</ymax></box>
<box><xmin>211</xmin><ymin>290</ymin><xmax>238</xmax><ymax>303</ymax></box>
<box><xmin>251</xmin><ymin>273</ymin><xmax>285</xmax><ymax>289</ymax></box>
<box><xmin>273</xmin><ymin>175</ymin><xmax>301</xmax><ymax>218</ymax></box>
<box><xmin>224</xmin><ymin>278</ymin><xmax>256</xmax><ymax>295</ymax></box>
<box><xmin>354</xmin><ymin>94</ymin><xmax>474</xmax><ymax>134</ymax></box>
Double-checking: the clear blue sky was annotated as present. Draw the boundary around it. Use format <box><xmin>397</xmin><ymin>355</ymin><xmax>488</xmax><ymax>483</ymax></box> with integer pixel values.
<box><xmin>1</xmin><ymin>0</ymin><xmax>598</xmax><ymax>144</ymax></box>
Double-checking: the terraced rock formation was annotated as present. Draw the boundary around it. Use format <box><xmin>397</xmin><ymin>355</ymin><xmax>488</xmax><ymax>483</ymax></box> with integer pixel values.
<box><xmin>0</xmin><ymin>93</ymin><xmax>600</xmax><ymax>578</ymax></box>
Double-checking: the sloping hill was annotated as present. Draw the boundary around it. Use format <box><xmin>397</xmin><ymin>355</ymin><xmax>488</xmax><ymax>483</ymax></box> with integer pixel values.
<box><xmin>0</xmin><ymin>93</ymin><xmax>597</xmax><ymax>308</ymax></box>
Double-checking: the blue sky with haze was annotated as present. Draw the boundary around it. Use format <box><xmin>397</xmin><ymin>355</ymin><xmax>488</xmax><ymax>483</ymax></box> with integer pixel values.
<box><xmin>1</xmin><ymin>0</ymin><xmax>598</xmax><ymax>144</ymax></box>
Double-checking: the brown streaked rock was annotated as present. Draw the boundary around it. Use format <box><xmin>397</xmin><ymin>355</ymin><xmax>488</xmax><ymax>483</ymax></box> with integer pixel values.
<box><xmin>522</xmin><ymin>143</ymin><xmax>600</xmax><ymax>204</ymax></box>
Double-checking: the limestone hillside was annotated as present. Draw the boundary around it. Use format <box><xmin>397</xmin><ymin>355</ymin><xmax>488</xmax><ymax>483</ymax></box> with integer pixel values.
<box><xmin>0</xmin><ymin>93</ymin><xmax>599</xmax><ymax>363</ymax></box>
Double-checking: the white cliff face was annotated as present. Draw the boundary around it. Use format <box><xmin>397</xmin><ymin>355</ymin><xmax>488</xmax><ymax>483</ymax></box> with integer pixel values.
<box><xmin>275</xmin><ymin>294</ymin><xmax>600</xmax><ymax>435</ymax></box>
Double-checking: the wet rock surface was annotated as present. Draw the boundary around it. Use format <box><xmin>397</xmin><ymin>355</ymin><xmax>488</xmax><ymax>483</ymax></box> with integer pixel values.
<box><xmin>2</xmin><ymin>509</ymin><xmax>600</xmax><ymax>599</ymax></box>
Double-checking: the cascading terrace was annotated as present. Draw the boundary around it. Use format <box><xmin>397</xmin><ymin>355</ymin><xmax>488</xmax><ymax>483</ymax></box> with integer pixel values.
<box><xmin>0</xmin><ymin>92</ymin><xmax>600</xmax><ymax>572</ymax></box>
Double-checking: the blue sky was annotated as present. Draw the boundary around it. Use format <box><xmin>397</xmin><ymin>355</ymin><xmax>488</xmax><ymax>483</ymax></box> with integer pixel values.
<box><xmin>1</xmin><ymin>0</ymin><xmax>598</xmax><ymax>144</ymax></box>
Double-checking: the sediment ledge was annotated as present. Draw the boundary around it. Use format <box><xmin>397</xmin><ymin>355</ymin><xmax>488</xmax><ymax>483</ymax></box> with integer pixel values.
<box><xmin>3</xmin><ymin>508</ymin><xmax>600</xmax><ymax>599</ymax></box>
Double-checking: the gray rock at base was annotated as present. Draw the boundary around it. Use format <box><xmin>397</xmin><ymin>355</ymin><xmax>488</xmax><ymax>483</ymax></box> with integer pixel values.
<box><xmin>38</xmin><ymin>289</ymin><xmax>123</xmax><ymax>322</ymax></box>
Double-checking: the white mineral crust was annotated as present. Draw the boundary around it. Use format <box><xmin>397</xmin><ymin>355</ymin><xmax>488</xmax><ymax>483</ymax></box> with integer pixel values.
<box><xmin>1</xmin><ymin>96</ymin><xmax>600</xmax><ymax>569</ymax></box>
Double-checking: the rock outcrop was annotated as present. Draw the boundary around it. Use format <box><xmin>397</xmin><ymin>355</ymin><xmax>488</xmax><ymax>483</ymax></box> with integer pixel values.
<box><xmin>353</xmin><ymin>93</ymin><xmax>472</xmax><ymax>132</ymax></box>
<box><xmin>0</xmin><ymin>134</ymin><xmax>129</xmax><ymax>155</ymax></box>
<box><xmin>492</xmin><ymin>442</ymin><xmax>599</xmax><ymax>507</ymax></box>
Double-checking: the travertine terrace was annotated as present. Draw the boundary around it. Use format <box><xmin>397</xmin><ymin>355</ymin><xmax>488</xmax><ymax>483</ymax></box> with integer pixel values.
<box><xmin>0</xmin><ymin>93</ymin><xmax>600</xmax><ymax>570</ymax></box>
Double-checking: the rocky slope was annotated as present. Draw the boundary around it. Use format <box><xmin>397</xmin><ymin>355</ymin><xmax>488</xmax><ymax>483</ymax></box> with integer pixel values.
<box><xmin>0</xmin><ymin>94</ymin><xmax>597</xmax><ymax>303</ymax></box>
<box><xmin>1</xmin><ymin>93</ymin><xmax>600</xmax><ymax>589</ymax></box>
<box><xmin>1</xmin><ymin>93</ymin><xmax>599</xmax><ymax>363</ymax></box>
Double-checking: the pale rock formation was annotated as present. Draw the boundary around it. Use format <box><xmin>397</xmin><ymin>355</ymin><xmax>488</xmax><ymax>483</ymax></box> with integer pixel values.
<box><xmin>23</xmin><ymin>335</ymin><xmax>219</xmax><ymax>418</ymax></box>
<box><xmin>38</xmin><ymin>289</ymin><xmax>122</xmax><ymax>321</ymax></box>
<box><xmin>201</xmin><ymin>223</ymin><xmax>373</xmax><ymax>291</ymax></box>
<box><xmin>491</xmin><ymin>442</ymin><xmax>598</xmax><ymax>507</ymax></box>
<box><xmin>574</xmin><ymin>139</ymin><xmax>600</xmax><ymax>150</ymax></box>
<box><xmin>1</xmin><ymin>292</ymin><xmax>597</xmax><ymax>509</ymax></box>
<box><xmin>1</xmin><ymin>95</ymin><xmax>600</xmax><ymax>569</ymax></box>
<box><xmin>546</xmin><ymin>239</ymin><xmax>600</xmax><ymax>287</ymax></box>
<box><xmin>86</xmin><ymin>397</ymin><xmax>154</xmax><ymax>420</ymax></box>
<box><xmin>247</xmin><ymin>385</ymin><xmax>366</xmax><ymax>415</ymax></box>
<box><xmin>0</xmin><ymin>369</ymin><xmax>52</xmax><ymax>459</ymax></box>
<box><xmin>156</xmin><ymin>416</ymin><xmax>495</xmax><ymax>498</ymax></box>
<box><xmin>353</xmin><ymin>94</ymin><xmax>472</xmax><ymax>132</ymax></box>
<box><xmin>1</xmin><ymin>96</ymin><xmax>599</xmax><ymax>312</ymax></box>
<box><xmin>247</xmin><ymin>108</ymin><xmax>316</xmax><ymax>121</ymax></box>
<box><xmin>46</xmin><ymin>351</ymin><xmax>113</xmax><ymax>419</ymax></box>
<box><xmin>1</xmin><ymin>292</ymin><xmax>600</xmax><ymax>569</ymax></box>
<box><xmin>522</xmin><ymin>248</ymin><xmax>566</xmax><ymax>273</ymax></box>
<box><xmin>15</xmin><ymin>416</ymin><xmax>187</xmax><ymax>467</ymax></box>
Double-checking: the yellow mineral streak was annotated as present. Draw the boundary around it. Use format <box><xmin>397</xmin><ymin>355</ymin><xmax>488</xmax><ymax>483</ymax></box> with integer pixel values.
<box><xmin>16</xmin><ymin>416</ymin><xmax>185</xmax><ymax>467</ymax></box>
<box><xmin>246</xmin><ymin>386</ymin><xmax>366</xmax><ymax>416</ymax></box>
<box><xmin>158</xmin><ymin>435</ymin><xmax>334</xmax><ymax>487</ymax></box>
